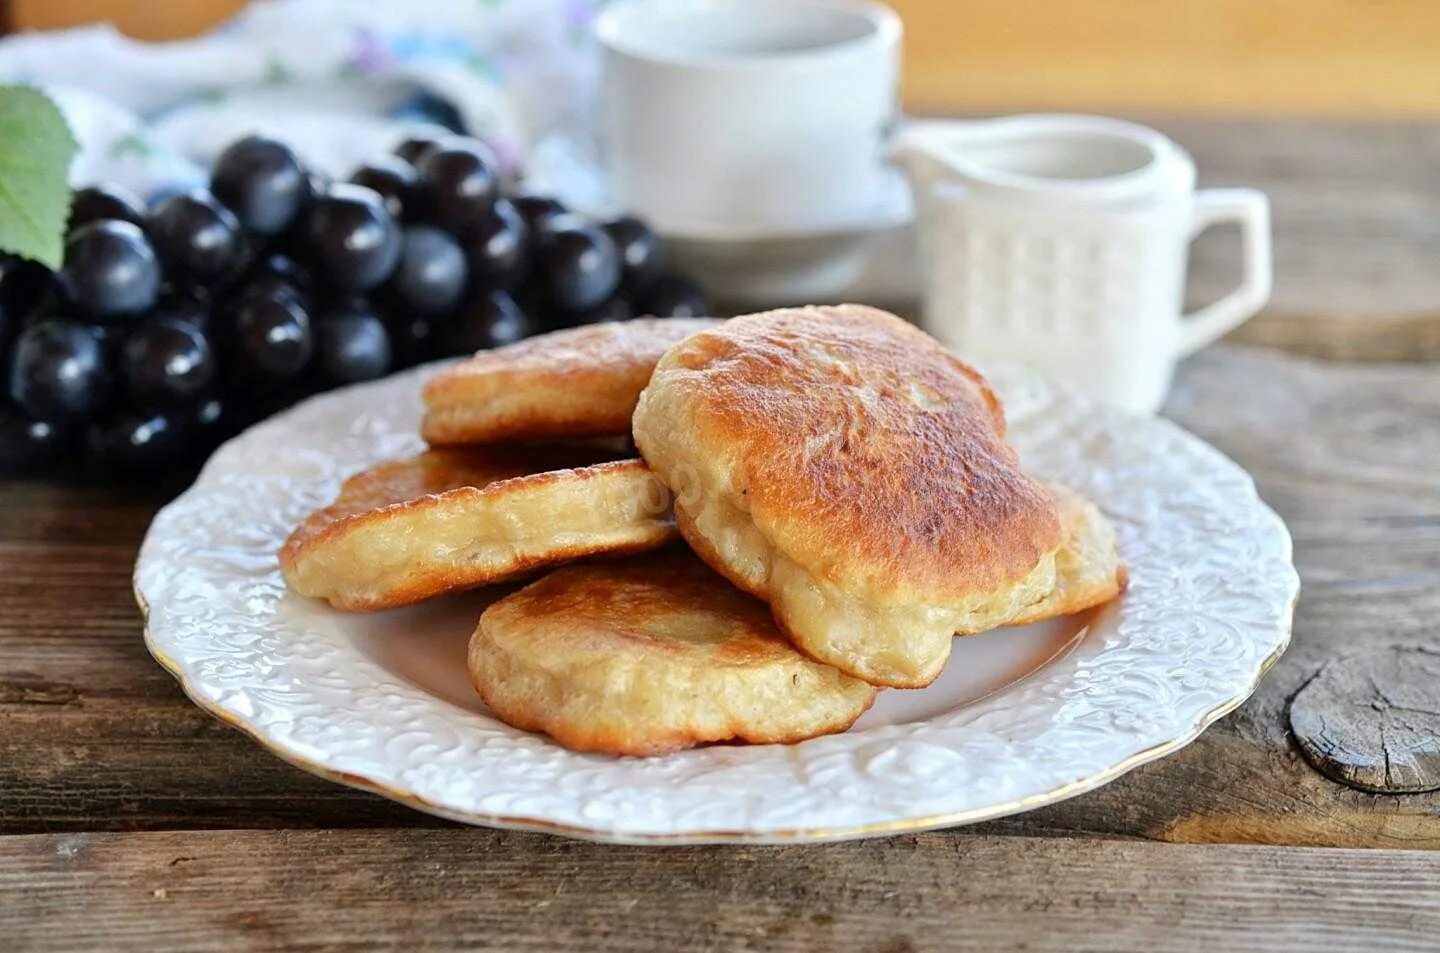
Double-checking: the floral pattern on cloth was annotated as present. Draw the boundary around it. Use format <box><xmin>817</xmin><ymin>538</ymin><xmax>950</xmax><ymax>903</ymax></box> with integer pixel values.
<box><xmin>0</xmin><ymin>0</ymin><xmax>603</xmax><ymax>203</ymax></box>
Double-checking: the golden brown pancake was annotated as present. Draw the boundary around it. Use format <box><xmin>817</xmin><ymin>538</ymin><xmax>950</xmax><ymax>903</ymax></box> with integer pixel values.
<box><xmin>422</xmin><ymin>318</ymin><xmax>719</xmax><ymax>446</ymax></box>
<box><xmin>280</xmin><ymin>446</ymin><xmax>674</xmax><ymax>611</ymax></box>
<box><xmin>469</xmin><ymin>551</ymin><xmax>877</xmax><ymax>756</ymax></box>
<box><xmin>633</xmin><ymin>304</ymin><xmax>1064</xmax><ymax>689</ymax></box>
<box><xmin>1006</xmin><ymin>484</ymin><xmax>1127</xmax><ymax>628</ymax></box>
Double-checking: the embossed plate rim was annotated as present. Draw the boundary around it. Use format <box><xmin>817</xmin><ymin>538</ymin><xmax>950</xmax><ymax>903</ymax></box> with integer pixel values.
<box><xmin>134</xmin><ymin>363</ymin><xmax>1298</xmax><ymax>844</ymax></box>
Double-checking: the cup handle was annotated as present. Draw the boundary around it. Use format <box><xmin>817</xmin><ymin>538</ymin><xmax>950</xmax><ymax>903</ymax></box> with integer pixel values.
<box><xmin>1177</xmin><ymin>188</ymin><xmax>1273</xmax><ymax>357</ymax></box>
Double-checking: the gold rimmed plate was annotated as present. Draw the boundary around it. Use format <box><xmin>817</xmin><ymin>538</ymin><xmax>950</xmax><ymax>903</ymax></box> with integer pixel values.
<box><xmin>134</xmin><ymin>364</ymin><xmax>1297</xmax><ymax>844</ymax></box>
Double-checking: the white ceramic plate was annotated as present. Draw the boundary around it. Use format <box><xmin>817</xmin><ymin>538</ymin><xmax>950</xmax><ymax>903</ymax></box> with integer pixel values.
<box><xmin>135</xmin><ymin>364</ymin><xmax>1297</xmax><ymax>844</ymax></box>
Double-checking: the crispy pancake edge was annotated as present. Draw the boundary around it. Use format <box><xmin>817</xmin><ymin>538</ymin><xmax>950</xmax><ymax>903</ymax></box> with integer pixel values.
<box><xmin>468</xmin><ymin>552</ymin><xmax>878</xmax><ymax>756</ymax></box>
<box><xmin>1002</xmin><ymin>484</ymin><xmax>1128</xmax><ymax>628</ymax></box>
<box><xmin>634</xmin><ymin>304</ymin><xmax>1063</xmax><ymax>601</ymax></box>
<box><xmin>633</xmin><ymin>304</ymin><xmax>1065</xmax><ymax>687</ymax></box>
<box><xmin>280</xmin><ymin>450</ymin><xmax>675</xmax><ymax>611</ymax></box>
<box><xmin>423</xmin><ymin>318</ymin><xmax>719</xmax><ymax>445</ymax></box>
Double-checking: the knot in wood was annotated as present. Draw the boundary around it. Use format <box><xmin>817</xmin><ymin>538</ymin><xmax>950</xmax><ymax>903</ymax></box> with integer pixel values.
<box><xmin>1288</xmin><ymin>646</ymin><xmax>1440</xmax><ymax>794</ymax></box>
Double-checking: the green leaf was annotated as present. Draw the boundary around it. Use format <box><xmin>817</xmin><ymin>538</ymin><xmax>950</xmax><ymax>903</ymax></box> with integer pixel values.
<box><xmin>0</xmin><ymin>86</ymin><xmax>78</xmax><ymax>269</ymax></box>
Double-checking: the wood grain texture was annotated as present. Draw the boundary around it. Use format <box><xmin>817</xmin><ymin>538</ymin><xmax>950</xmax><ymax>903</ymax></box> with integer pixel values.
<box><xmin>1160</xmin><ymin>117</ymin><xmax>1440</xmax><ymax>360</ymax></box>
<box><xmin>892</xmin><ymin>0</ymin><xmax>1440</xmax><ymax>117</ymax></box>
<box><xmin>0</xmin><ymin>481</ymin><xmax>429</xmax><ymax>833</ymax></box>
<box><xmin>966</xmin><ymin>347</ymin><xmax>1440</xmax><ymax>848</ymax></box>
<box><xmin>3</xmin><ymin>346</ymin><xmax>1439</xmax><ymax>848</ymax></box>
<box><xmin>4</xmin><ymin>828</ymin><xmax>1440</xmax><ymax>952</ymax></box>
<box><xmin>1289</xmin><ymin>646</ymin><xmax>1440</xmax><ymax>794</ymax></box>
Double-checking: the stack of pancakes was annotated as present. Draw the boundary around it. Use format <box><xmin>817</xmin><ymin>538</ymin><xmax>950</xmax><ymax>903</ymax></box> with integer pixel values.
<box><xmin>281</xmin><ymin>306</ymin><xmax>1125</xmax><ymax>755</ymax></box>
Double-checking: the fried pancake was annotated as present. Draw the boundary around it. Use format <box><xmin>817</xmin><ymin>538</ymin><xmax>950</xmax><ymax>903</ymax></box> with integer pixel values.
<box><xmin>633</xmin><ymin>304</ymin><xmax>1064</xmax><ymax>689</ymax></box>
<box><xmin>469</xmin><ymin>551</ymin><xmax>877</xmax><ymax>756</ymax></box>
<box><xmin>422</xmin><ymin>318</ymin><xmax>719</xmax><ymax>446</ymax></box>
<box><xmin>1006</xmin><ymin>484</ymin><xmax>1127</xmax><ymax>628</ymax></box>
<box><xmin>280</xmin><ymin>446</ymin><xmax>674</xmax><ymax>611</ymax></box>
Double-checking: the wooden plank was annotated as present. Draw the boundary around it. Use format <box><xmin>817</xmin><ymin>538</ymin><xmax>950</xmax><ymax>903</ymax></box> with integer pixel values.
<box><xmin>3</xmin><ymin>829</ymin><xmax>1438</xmax><ymax>951</ymax></box>
<box><xmin>973</xmin><ymin>347</ymin><xmax>1440</xmax><ymax>848</ymax></box>
<box><xmin>1160</xmin><ymin>117</ymin><xmax>1440</xmax><ymax>360</ymax></box>
<box><xmin>2</xmin><ymin>345</ymin><xmax>1439</xmax><ymax>847</ymax></box>
<box><xmin>1288</xmin><ymin>646</ymin><xmax>1440</xmax><ymax>794</ymax></box>
<box><xmin>892</xmin><ymin>0</ymin><xmax>1440</xmax><ymax>117</ymax></box>
<box><xmin>0</xmin><ymin>481</ymin><xmax>430</xmax><ymax>833</ymax></box>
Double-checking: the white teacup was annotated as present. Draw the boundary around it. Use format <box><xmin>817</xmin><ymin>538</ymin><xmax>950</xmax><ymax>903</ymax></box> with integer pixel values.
<box><xmin>594</xmin><ymin>0</ymin><xmax>901</xmax><ymax>238</ymax></box>
<box><xmin>891</xmin><ymin>115</ymin><xmax>1272</xmax><ymax>414</ymax></box>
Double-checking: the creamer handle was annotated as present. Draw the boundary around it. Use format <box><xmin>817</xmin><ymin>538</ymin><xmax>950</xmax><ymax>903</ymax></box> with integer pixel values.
<box><xmin>1177</xmin><ymin>188</ymin><xmax>1272</xmax><ymax>357</ymax></box>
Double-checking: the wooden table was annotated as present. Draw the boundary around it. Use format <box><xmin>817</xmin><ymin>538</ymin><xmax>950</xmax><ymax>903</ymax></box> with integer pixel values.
<box><xmin>4</xmin><ymin>120</ymin><xmax>1440</xmax><ymax>951</ymax></box>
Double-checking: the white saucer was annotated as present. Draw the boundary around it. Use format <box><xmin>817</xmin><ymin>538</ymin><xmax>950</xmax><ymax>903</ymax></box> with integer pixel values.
<box><xmin>525</xmin><ymin>132</ymin><xmax>917</xmax><ymax>304</ymax></box>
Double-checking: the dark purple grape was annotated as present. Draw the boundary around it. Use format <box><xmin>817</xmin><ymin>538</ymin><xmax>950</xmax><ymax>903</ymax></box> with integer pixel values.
<box><xmin>393</xmin><ymin>92</ymin><xmax>466</xmax><ymax>136</ymax></box>
<box><xmin>394</xmin><ymin>133</ymin><xmax>451</xmax><ymax>167</ymax></box>
<box><xmin>350</xmin><ymin>157</ymin><xmax>415</xmax><ymax>221</ymax></box>
<box><xmin>251</xmin><ymin>251</ymin><xmax>311</xmax><ymax>289</ymax></box>
<box><xmin>85</xmin><ymin>408</ymin><xmax>186</xmax><ymax>475</ymax></box>
<box><xmin>636</xmin><ymin>273</ymin><xmax>709</xmax><ymax>318</ymax></box>
<box><xmin>7</xmin><ymin>320</ymin><xmax>109</xmax><ymax>425</ymax></box>
<box><xmin>386</xmin><ymin>312</ymin><xmax>438</xmax><ymax>368</ymax></box>
<box><xmin>299</xmin><ymin>168</ymin><xmax>333</xmax><ymax>215</ymax></box>
<box><xmin>149</xmin><ymin>190</ymin><xmax>244</xmax><ymax>287</ymax></box>
<box><xmin>316</xmin><ymin>306</ymin><xmax>392</xmax><ymax>385</ymax></box>
<box><xmin>121</xmin><ymin>316</ymin><xmax>216</xmax><ymax>410</ymax></box>
<box><xmin>439</xmin><ymin>290</ymin><xmax>533</xmax><ymax>356</ymax></box>
<box><xmin>510</xmin><ymin>193</ymin><xmax>567</xmax><ymax>236</ymax></box>
<box><xmin>449</xmin><ymin>136</ymin><xmax>500</xmax><ymax>165</ymax></box>
<box><xmin>149</xmin><ymin>292</ymin><xmax>215</xmax><ymax>339</ymax></box>
<box><xmin>183</xmin><ymin>394</ymin><xmax>230</xmax><ymax>458</ymax></box>
<box><xmin>465</xmin><ymin>198</ymin><xmax>528</xmax><ymax>289</ymax></box>
<box><xmin>192</xmin><ymin>392</ymin><xmax>225</xmax><ymax>431</ymax></box>
<box><xmin>0</xmin><ymin>404</ymin><xmax>68</xmax><ymax>475</ymax></box>
<box><xmin>311</xmin><ymin>165</ymin><xmax>336</xmax><ymax>192</ymax></box>
<box><xmin>414</xmin><ymin>144</ymin><xmax>498</xmax><ymax>234</ymax></box>
<box><xmin>194</xmin><ymin>393</ymin><xmax>224</xmax><ymax>423</ymax></box>
<box><xmin>145</xmin><ymin>182</ymin><xmax>197</xmax><ymax>215</ymax></box>
<box><xmin>216</xmin><ymin>373</ymin><xmax>313</xmax><ymax>431</ymax></box>
<box><xmin>536</xmin><ymin>217</ymin><xmax>621</xmax><ymax>312</ymax></box>
<box><xmin>228</xmin><ymin>291</ymin><xmax>313</xmax><ymax>387</ymax></box>
<box><xmin>243</xmin><ymin>253</ymin><xmax>312</xmax><ymax>307</ymax></box>
<box><xmin>68</xmin><ymin>184</ymin><xmax>147</xmax><ymax>233</ymax></box>
<box><xmin>0</xmin><ymin>257</ymin><xmax>55</xmax><ymax>344</ymax></box>
<box><xmin>211</xmin><ymin>135</ymin><xmax>310</xmax><ymax>236</ymax></box>
<box><xmin>152</xmin><ymin>293</ymin><xmax>207</xmax><ymax>322</ymax></box>
<box><xmin>546</xmin><ymin>295</ymin><xmax>633</xmax><ymax>330</ymax></box>
<box><xmin>62</xmin><ymin>220</ymin><xmax>161</xmax><ymax>319</ymax></box>
<box><xmin>391</xmin><ymin>226</ymin><xmax>466</xmax><ymax>314</ymax></box>
<box><xmin>87</xmin><ymin>321</ymin><xmax>129</xmax><ymax>363</ymax></box>
<box><xmin>302</xmin><ymin>184</ymin><xmax>402</xmax><ymax>292</ymax></box>
<box><xmin>602</xmin><ymin>215</ymin><xmax>663</xmax><ymax>294</ymax></box>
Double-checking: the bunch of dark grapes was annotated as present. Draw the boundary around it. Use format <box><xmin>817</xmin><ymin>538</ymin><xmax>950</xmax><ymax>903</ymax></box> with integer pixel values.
<box><xmin>0</xmin><ymin>132</ymin><xmax>708</xmax><ymax>484</ymax></box>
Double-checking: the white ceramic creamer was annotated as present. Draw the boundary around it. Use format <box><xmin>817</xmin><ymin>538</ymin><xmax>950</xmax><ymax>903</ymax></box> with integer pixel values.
<box><xmin>892</xmin><ymin>115</ymin><xmax>1272</xmax><ymax>414</ymax></box>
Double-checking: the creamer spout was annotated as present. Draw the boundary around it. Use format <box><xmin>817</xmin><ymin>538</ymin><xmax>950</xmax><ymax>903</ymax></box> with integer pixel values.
<box><xmin>886</xmin><ymin>120</ymin><xmax>983</xmax><ymax>192</ymax></box>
